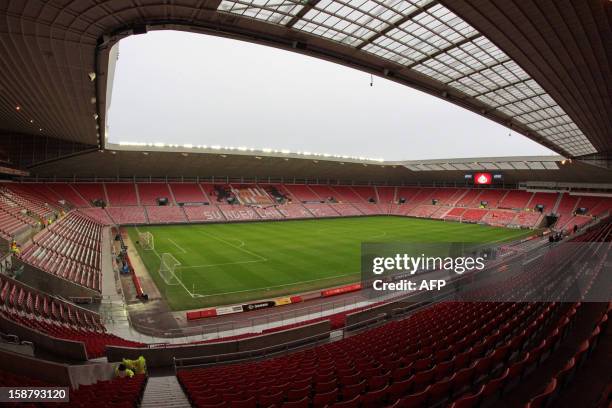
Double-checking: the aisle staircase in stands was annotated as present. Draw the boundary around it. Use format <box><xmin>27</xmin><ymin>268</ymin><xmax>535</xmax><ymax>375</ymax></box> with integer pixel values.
<box><xmin>141</xmin><ymin>375</ymin><xmax>191</xmax><ymax>408</ymax></box>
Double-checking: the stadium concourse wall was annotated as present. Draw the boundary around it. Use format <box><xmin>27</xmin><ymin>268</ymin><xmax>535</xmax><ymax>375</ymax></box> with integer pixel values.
<box><xmin>0</xmin><ymin>314</ymin><xmax>88</xmax><ymax>361</ymax></box>
<box><xmin>12</xmin><ymin>258</ymin><xmax>101</xmax><ymax>301</ymax></box>
<box><xmin>106</xmin><ymin>320</ymin><xmax>331</xmax><ymax>368</ymax></box>
<box><xmin>0</xmin><ymin>348</ymin><xmax>72</xmax><ymax>386</ymax></box>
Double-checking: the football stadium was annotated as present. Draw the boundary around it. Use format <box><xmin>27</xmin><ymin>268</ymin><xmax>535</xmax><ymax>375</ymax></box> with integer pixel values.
<box><xmin>0</xmin><ymin>1</ymin><xmax>610</xmax><ymax>407</ymax></box>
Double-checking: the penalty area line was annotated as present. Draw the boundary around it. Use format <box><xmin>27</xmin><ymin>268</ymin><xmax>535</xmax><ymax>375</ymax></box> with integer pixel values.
<box><xmin>167</xmin><ymin>238</ymin><xmax>187</xmax><ymax>254</ymax></box>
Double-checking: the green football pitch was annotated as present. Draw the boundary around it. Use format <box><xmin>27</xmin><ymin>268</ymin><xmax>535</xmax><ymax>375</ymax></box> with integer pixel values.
<box><xmin>127</xmin><ymin>216</ymin><xmax>533</xmax><ymax>311</ymax></box>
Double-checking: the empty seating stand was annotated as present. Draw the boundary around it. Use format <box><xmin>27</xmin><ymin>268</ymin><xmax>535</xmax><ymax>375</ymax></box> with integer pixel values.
<box><xmin>138</xmin><ymin>183</ymin><xmax>173</xmax><ymax>206</ymax></box>
<box><xmin>20</xmin><ymin>212</ymin><xmax>103</xmax><ymax>292</ymax></box>
<box><xmin>169</xmin><ymin>183</ymin><xmax>208</xmax><ymax>203</ymax></box>
<box><xmin>0</xmin><ymin>273</ymin><xmax>142</xmax><ymax>358</ymax></box>
<box><xmin>177</xmin><ymin>300</ymin><xmax>572</xmax><ymax>408</ymax></box>
<box><xmin>106</xmin><ymin>207</ymin><xmax>147</xmax><ymax>225</ymax></box>
<box><xmin>0</xmin><ymin>368</ymin><xmax>147</xmax><ymax>407</ymax></box>
<box><xmin>284</xmin><ymin>185</ymin><xmax>322</xmax><ymax>202</ymax></box>
<box><xmin>2</xmin><ymin>182</ymin><xmax>604</xmax><ymax>231</ymax></box>
<box><xmin>73</xmin><ymin>183</ymin><xmax>106</xmax><ymax>205</ymax></box>
<box><xmin>145</xmin><ymin>206</ymin><xmax>187</xmax><ymax>224</ymax></box>
<box><xmin>105</xmin><ymin>183</ymin><xmax>139</xmax><ymax>206</ymax></box>
<box><xmin>499</xmin><ymin>190</ymin><xmax>534</xmax><ymax>210</ymax></box>
<box><xmin>183</xmin><ymin>205</ymin><xmax>226</xmax><ymax>222</ymax></box>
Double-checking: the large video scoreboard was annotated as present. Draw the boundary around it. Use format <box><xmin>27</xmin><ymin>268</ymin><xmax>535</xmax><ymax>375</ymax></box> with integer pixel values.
<box><xmin>464</xmin><ymin>172</ymin><xmax>504</xmax><ymax>185</ymax></box>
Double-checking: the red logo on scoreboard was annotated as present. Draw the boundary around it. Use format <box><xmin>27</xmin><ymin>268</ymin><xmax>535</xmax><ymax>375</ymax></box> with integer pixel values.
<box><xmin>474</xmin><ymin>173</ymin><xmax>492</xmax><ymax>185</ymax></box>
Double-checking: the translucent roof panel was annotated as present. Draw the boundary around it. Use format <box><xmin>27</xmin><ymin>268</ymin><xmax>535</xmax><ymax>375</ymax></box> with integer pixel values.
<box><xmin>218</xmin><ymin>0</ymin><xmax>304</xmax><ymax>25</ymax></box>
<box><xmin>216</xmin><ymin>0</ymin><xmax>596</xmax><ymax>156</ymax></box>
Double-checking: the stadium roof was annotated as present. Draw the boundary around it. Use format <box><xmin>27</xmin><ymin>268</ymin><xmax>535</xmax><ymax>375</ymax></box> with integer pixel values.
<box><xmin>0</xmin><ymin>0</ymin><xmax>610</xmax><ymax>167</ymax></box>
<box><xmin>25</xmin><ymin>145</ymin><xmax>612</xmax><ymax>184</ymax></box>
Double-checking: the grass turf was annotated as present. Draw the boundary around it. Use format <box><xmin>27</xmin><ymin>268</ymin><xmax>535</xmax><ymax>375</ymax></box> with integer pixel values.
<box><xmin>127</xmin><ymin>216</ymin><xmax>533</xmax><ymax>311</ymax></box>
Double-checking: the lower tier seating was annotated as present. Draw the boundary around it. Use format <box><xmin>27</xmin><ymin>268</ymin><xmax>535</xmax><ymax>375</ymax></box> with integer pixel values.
<box><xmin>0</xmin><ymin>368</ymin><xmax>146</xmax><ymax>408</ymax></box>
<box><xmin>145</xmin><ymin>206</ymin><xmax>187</xmax><ymax>223</ymax></box>
<box><xmin>0</xmin><ymin>274</ymin><xmax>143</xmax><ymax>358</ymax></box>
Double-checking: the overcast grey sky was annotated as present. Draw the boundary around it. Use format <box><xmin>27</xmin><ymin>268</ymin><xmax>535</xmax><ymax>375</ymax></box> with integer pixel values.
<box><xmin>108</xmin><ymin>30</ymin><xmax>556</xmax><ymax>161</ymax></box>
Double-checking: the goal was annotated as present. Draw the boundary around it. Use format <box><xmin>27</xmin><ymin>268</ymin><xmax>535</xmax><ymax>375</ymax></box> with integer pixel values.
<box><xmin>158</xmin><ymin>253</ymin><xmax>181</xmax><ymax>285</ymax></box>
<box><xmin>139</xmin><ymin>232</ymin><xmax>154</xmax><ymax>250</ymax></box>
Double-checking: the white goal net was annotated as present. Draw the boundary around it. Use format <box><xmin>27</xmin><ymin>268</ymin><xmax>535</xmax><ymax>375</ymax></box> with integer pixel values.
<box><xmin>138</xmin><ymin>232</ymin><xmax>154</xmax><ymax>250</ymax></box>
<box><xmin>158</xmin><ymin>253</ymin><xmax>181</xmax><ymax>285</ymax></box>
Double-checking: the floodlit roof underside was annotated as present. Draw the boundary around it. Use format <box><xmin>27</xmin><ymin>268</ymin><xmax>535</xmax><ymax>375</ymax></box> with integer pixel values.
<box><xmin>0</xmin><ymin>0</ymin><xmax>609</xmax><ymax>166</ymax></box>
<box><xmin>217</xmin><ymin>0</ymin><xmax>600</xmax><ymax>156</ymax></box>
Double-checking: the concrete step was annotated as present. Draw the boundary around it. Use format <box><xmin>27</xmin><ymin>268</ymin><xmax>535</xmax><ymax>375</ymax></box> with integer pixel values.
<box><xmin>141</xmin><ymin>375</ymin><xmax>191</xmax><ymax>408</ymax></box>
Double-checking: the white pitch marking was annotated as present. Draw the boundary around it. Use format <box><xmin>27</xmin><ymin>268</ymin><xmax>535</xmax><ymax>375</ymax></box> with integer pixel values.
<box><xmin>196</xmin><ymin>229</ymin><xmax>267</xmax><ymax>261</ymax></box>
<box><xmin>176</xmin><ymin>259</ymin><xmax>266</xmax><ymax>269</ymax></box>
<box><xmin>197</xmin><ymin>272</ymin><xmax>358</xmax><ymax>297</ymax></box>
<box><xmin>167</xmin><ymin>238</ymin><xmax>187</xmax><ymax>254</ymax></box>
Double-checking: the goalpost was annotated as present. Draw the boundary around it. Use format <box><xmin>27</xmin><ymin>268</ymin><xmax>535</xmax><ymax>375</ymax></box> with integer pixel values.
<box><xmin>139</xmin><ymin>231</ymin><xmax>154</xmax><ymax>251</ymax></box>
<box><xmin>158</xmin><ymin>253</ymin><xmax>181</xmax><ymax>286</ymax></box>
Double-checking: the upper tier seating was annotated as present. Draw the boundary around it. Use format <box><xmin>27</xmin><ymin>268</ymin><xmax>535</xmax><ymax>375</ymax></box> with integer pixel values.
<box><xmin>106</xmin><ymin>207</ymin><xmax>147</xmax><ymax>224</ymax></box>
<box><xmin>47</xmin><ymin>183</ymin><xmax>91</xmax><ymax>207</ymax></box>
<box><xmin>203</xmin><ymin>184</ymin><xmax>236</xmax><ymax>203</ymax></box>
<box><xmin>261</xmin><ymin>184</ymin><xmax>292</xmax><ymax>204</ymax></box>
<box><xmin>1</xmin><ymin>188</ymin><xmax>54</xmax><ymax>221</ymax></box>
<box><xmin>396</xmin><ymin>187</ymin><xmax>422</xmax><ymax>204</ymax></box>
<box><xmin>73</xmin><ymin>183</ymin><xmax>106</xmax><ymax>205</ymax></box>
<box><xmin>137</xmin><ymin>183</ymin><xmax>173</xmax><ymax>205</ymax></box>
<box><xmin>498</xmin><ymin>190</ymin><xmax>534</xmax><ymax>209</ymax></box>
<box><xmin>456</xmin><ymin>189</ymin><xmax>483</xmax><ymax>207</ymax></box>
<box><xmin>555</xmin><ymin>193</ymin><xmax>580</xmax><ymax>228</ymax></box>
<box><xmin>478</xmin><ymin>189</ymin><xmax>508</xmax><ymax>208</ymax></box>
<box><xmin>430</xmin><ymin>188</ymin><xmax>463</xmax><ymax>205</ymax></box>
<box><xmin>169</xmin><ymin>183</ymin><xmax>208</xmax><ymax>203</ymax></box>
<box><xmin>0</xmin><ymin>368</ymin><xmax>146</xmax><ymax>407</ymax></box>
<box><xmin>587</xmin><ymin>196</ymin><xmax>612</xmax><ymax>216</ymax></box>
<box><xmin>232</xmin><ymin>185</ymin><xmax>275</xmax><ymax>205</ymax></box>
<box><xmin>309</xmin><ymin>185</ymin><xmax>338</xmax><ymax>202</ymax></box>
<box><xmin>284</xmin><ymin>185</ymin><xmax>322</xmax><ymax>202</ymax></box>
<box><xmin>105</xmin><ymin>183</ymin><xmax>139</xmax><ymax>206</ymax></box>
<box><xmin>2</xmin><ymin>187</ymin><xmax>57</xmax><ymax>220</ymax></box>
<box><xmin>78</xmin><ymin>208</ymin><xmax>114</xmax><ymax>225</ymax></box>
<box><xmin>558</xmin><ymin>215</ymin><xmax>592</xmax><ymax>231</ymax></box>
<box><xmin>410</xmin><ymin>188</ymin><xmax>438</xmax><ymax>205</ymax></box>
<box><xmin>530</xmin><ymin>192</ymin><xmax>558</xmax><ymax>212</ymax></box>
<box><xmin>145</xmin><ymin>206</ymin><xmax>187</xmax><ymax>224</ymax></box>
<box><xmin>6</xmin><ymin>183</ymin><xmax>66</xmax><ymax>209</ymax></box>
<box><xmin>0</xmin><ymin>195</ymin><xmax>37</xmax><ymax>238</ymax></box>
<box><xmin>183</xmin><ymin>205</ymin><xmax>226</xmax><ymax>222</ymax></box>
<box><xmin>376</xmin><ymin>187</ymin><xmax>396</xmax><ymax>204</ymax></box>
<box><xmin>330</xmin><ymin>186</ymin><xmax>364</xmax><ymax>203</ymax></box>
<box><xmin>351</xmin><ymin>186</ymin><xmax>377</xmax><ymax>203</ymax></box>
